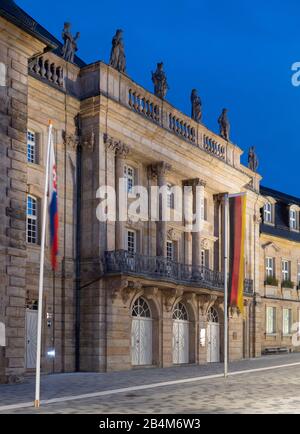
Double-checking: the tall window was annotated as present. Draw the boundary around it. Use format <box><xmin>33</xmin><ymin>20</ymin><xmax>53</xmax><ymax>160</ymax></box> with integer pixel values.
<box><xmin>200</xmin><ymin>197</ymin><xmax>207</xmax><ymax>221</ymax></box>
<box><xmin>124</xmin><ymin>165</ymin><xmax>135</xmax><ymax>194</ymax></box>
<box><xmin>201</xmin><ymin>249</ymin><xmax>205</xmax><ymax>267</ymax></box>
<box><xmin>263</xmin><ymin>202</ymin><xmax>273</xmax><ymax>223</ymax></box>
<box><xmin>27</xmin><ymin>130</ymin><xmax>36</xmax><ymax>164</ymax></box>
<box><xmin>282</xmin><ymin>308</ymin><xmax>292</xmax><ymax>335</ymax></box>
<box><xmin>167</xmin><ymin>184</ymin><xmax>174</xmax><ymax>209</ymax></box>
<box><xmin>26</xmin><ymin>195</ymin><xmax>38</xmax><ymax>244</ymax></box>
<box><xmin>167</xmin><ymin>241</ymin><xmax>174</xmax><ymax>261</ymax></box>
<box><xmin>290</xmin><ymin>209</ymin><xmax>298</xmax><ymax>230</ymax></box>
<box><xmin>126</xmin><ymin>230</ymin><xmax>136</xmax><ymax>255</ymax></box>
<box><xmin>282</xmin><ymin>260</ymin><xmax>290</xmax><ymax>282</ymax></box>
<box><xmin>266</xmin><ymin>307</ymin><xmax>276</xmax><ymax>334</ymax></box>
<box><xmin>265</xmin><ymin>257</ymin><xmax>275</xmax><ymax>278</ymax></box>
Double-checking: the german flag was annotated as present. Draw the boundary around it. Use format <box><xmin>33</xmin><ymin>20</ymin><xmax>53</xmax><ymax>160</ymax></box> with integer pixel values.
<box><xmin>229</xmin><ymin>194</ymin><xmax>246</xmax><ymax>314</ymax></box>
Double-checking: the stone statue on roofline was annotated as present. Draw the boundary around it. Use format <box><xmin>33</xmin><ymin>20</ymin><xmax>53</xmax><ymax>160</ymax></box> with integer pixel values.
<box><xmin>248</xmin><ymin>146</ymin><xmax>259</xmax><ymax>172</ymax></box>
<box><xmin>61</xmin><ymin>22</ymin><xmax>80</xmax><ymax>64</ymax></box>
<box><xmin>152</xmin><ymin>62</ymin><xmax>169</xmax><ymax>99</ymax></box>
<box><xmin>109</xmin><ymin>29</ymin><xmax>126</xmax><ymax>73</ymax></box>
<box><xmin>191</xmin><ymin>89</ymin><xmax>202</xmax><ymax>123</ymax></box>
<box><xmin>218</xmin><ymin>108</ymin><xmax>230</xmax><ymax>141</ymax></box>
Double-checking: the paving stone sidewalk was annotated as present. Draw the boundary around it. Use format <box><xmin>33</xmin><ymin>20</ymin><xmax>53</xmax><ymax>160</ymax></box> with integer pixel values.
<box><xmin>0</xmin><ymin>353</ymin><xmax>300</xmax><ymax>409</ymax></box>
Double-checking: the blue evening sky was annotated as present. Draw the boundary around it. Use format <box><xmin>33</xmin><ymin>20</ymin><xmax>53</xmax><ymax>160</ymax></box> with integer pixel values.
<box><xmin>19</xmin><ymin>0</ymin><xmax>300</xmax><ymax>197</ymax></box>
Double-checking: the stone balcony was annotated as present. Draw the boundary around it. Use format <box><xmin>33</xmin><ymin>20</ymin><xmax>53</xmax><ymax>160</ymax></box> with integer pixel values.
<box><xmin>103</xmin><ymin>250</ymin><xmax>254</xmax><ymax>296</ymax></box>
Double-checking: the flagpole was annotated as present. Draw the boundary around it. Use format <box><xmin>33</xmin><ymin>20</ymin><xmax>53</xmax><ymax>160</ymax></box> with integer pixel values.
<box><xmin>224</xmin><ymin>193</ymin><xmax>229</xmax><ymax>378</ymax></box>
<box><xmin>34</xmin><ymin>121</ymin><xmax>53</xmax><ymax>408</ymax></box>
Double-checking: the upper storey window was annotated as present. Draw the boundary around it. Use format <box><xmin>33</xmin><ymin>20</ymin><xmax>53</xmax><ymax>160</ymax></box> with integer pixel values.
<box><xmin>26</xmin><ymin>195</ymin><xmax>38</xmax><ymax>244</ymax></box>
<box><xmin>124</xmin><ymin>165</ymin><xmax>135</xmax><ymax>194</ymax></box>
<box><xmin>263</xmin><ymin>201</ymin><xmax>274</xmax><ymax>224</ymax></box>
<box><xmin>167</xmin><ymin>184</ymin><xmax>174</xmax><ymax>209</ymax></box>
<box><xmin>27</xmin><ymin>130</ymin><xmax>38</xmax><ymax>164</ymax></box>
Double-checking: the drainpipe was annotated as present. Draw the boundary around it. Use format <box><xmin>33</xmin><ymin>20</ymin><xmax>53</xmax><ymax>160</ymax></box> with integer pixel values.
<box><xmin>75</xmin><ymin>136</ymin><xmax>82</xmax><ymax>372</ymax></box>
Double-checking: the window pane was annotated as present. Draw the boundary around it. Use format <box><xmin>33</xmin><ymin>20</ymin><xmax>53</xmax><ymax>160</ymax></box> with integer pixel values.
<box><xmin>266</xmin><ymin>307</ymin><xmax>276</xmax><ymax>334</ymax></box>
<box><xmin>266</xmin><ymin>257</ymin><xmax>274</xmax><ymax>277</ymax></box>
<box><xmin>283</xmin><ymin>308</ymin><xmax>292</xmax><ymax>335</ymax></box>
<box><xmin>264</xmin><ymin>202</ymin><xmax>272</xmax><ymax>223</ymax></box>
<box><xmin>127</xmin><ymin>230</ymin><xmax>135</xmax><ymax>254</ymax></box>
<box><xmin>27</xmin><ymin>196</ymin><xmax>38</xmax><ymax>244</ymax></box>
<box><xmin>27</xmin><ymin>130</ymin><xmax>36</xmax><ymax>164</ymax></box>
<box><xmin>201</xmin><ymin>250</ymin><xmax>205</xmax><ymax>267</ymax></box>
<box><xmin>167</xmin><ymin>184</ymin><xmax>174</xmax><ymax>209</ymax></box>
<box><xmin>124</xmin><ymin>165</ymin><xmax>135</xmax><ymax>194</ymax></box>
<box><xmin>167</xmin><ymin>241</ymin><xmax>173</xmax><ymax>261</ymax></box>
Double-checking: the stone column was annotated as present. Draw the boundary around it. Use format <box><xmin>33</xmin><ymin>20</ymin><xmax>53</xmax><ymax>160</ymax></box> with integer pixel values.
<box><xmin>183</xmin><ymin>178</ymin><xmax>206</xmax><ymax>270</ymax></box>
<box><xmin>104</xmin><ymin>134</ymin><xmax>130</xmax><ymax>252</ymax></box>
<box><xmin>149</xmin><ymin>162</ymin><xmax>171</xmax><ymax>257</ymax></box>
<box><xmin>115</xmin><ymin>144</ymin><xmax>130</xmax><ymax>251</ymax></box>
<box><xmin>192</xmin><ymin>179</ymin><xmax>206</xmax><ymax>270</ymax></box>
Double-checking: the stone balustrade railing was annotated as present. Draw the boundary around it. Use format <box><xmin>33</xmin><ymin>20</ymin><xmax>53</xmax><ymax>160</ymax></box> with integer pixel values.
<box><xmin>29</xmin><ymin>55</ymin><xmax>64</xmax><ymax>88</ymax></box>
<box><xmin>168</xmin><ymin>113</ymin><xmax>196</xmax><ymax>143</ymax></box>
<box><xmin>202</xmin><ymin>134</ymin><xmax>226</xmax><ymax>160</ymax></box>
<box><xmin>124</xmin><ymin>80</ymin><xmax>236</xmax><ymax>163</ymax></box>
<box><xmin>37</xmin><ymin>60</ymin><xmax>245</xmax><ymax>171</ymax></box>
<box><xmin>128</xmin><ymin>88</ymin><xmax>160</xmax><ymax>123</ymax></box>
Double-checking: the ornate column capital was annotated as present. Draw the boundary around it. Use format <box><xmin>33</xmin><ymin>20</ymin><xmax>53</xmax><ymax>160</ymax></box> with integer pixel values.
<box><xmin>104</xmin><ymin>133</ymin><xmax>130</xmax><ymax>157</ymax></box>
<box><xmin>183</xmin><ymin>178</ymin><xmax>206</xmax><ymax>189</ymax></box>
<box><xmin>82</xmin><ymin>130</ymin><xmax>95</xmax><ymax>152</ymax></box>
<box><xmin>62</xmin><ymin>131</ymin><xmax>80</xmax><ymax>150</ymax></box>
<box><xmin>147</xmin><ymin>161</ymin><xmax>171</xmax><ymax>180</ymax></box>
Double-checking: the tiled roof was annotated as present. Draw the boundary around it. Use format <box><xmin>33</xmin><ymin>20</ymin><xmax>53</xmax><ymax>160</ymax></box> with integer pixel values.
<box><xmin>0</xmin><ymin>0</ymin><xmax>86</xmax><ymax>68</ymax></box>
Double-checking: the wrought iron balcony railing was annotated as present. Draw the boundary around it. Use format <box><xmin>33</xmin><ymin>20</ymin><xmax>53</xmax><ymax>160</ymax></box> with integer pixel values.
<box><xmin>103</xmin><ymin>250</ymin><xmax>254</xmax><ymax>295</ymax></box>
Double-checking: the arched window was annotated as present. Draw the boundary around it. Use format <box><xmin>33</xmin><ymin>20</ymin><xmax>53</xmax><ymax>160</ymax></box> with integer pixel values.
<box><xmin>207</xmin><ymin>307</ymin><xmax>219</xmax><ymax>323</ymax></box>
<box><xmin>172</xmin><ymin>302</ymin><xmax>188</xmax><ymax>321</ymax></box>
<box><xmin>132</xmin><ymin>298</ymin><xmax>151</xmax><ymax>318</ymax></box>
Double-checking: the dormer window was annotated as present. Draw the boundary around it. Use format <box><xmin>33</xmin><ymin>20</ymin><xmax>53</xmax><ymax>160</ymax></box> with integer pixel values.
<box><xmin>264</xmin><ymin>202</ymin><xmax>273</xmax><ymax>224</ymax></box>
<box><xmin>289</xmin><ymin>206</ymin><xmax>299</xmax><ymax>231</ymax></box>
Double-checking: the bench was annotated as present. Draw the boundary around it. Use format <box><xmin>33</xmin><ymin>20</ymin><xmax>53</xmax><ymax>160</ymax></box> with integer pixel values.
<box><xmin>264</xmin><ymin>347</ymin><xmax>289</xmax><ymax>354</ymax></box>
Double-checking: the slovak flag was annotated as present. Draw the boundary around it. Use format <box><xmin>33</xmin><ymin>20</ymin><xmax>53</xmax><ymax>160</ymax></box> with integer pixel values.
<box><xmin>49</xmin><ymin>130</ymin><xmax>59</xmax><ymax>270</ymax></box>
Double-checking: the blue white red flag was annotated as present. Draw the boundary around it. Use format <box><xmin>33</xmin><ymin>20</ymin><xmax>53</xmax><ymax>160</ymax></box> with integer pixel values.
<box><xmin>49</xmin><ymin>131</ymin><xmax>58</xmax><ymax>270</ymax></box>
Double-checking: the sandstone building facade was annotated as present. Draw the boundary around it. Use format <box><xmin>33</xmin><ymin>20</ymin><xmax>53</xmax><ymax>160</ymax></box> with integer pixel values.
<box><xmin>0</xmin><ymin>1</ymin><xmax>298</xmax><ymax>383</ymax></box>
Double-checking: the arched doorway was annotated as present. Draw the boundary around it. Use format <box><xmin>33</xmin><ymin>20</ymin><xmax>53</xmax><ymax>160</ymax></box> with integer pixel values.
<box><xmin>172</xmin><ymin>302</ymin><xmax>189</xmax><ymax>364</ymax></box>
<box><xmin>207</xmin><ymin>307</ymin><xmax>220</xmax><ymax>363</ymax></box>
<box><xmin>131</xmin><ymin>297</ymin><xmax>153</xmax><ymax>366</ymax></box>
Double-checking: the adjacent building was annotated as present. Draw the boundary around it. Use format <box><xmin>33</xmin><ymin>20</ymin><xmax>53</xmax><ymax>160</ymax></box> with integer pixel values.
<box><xmin>0</xmin><ymin>0</ymin><xmax>298</xmax><ymax>383</ymax></box>
<box><xmin>260</xmin><ymin>186</ymin><xmax>300</xmax><ymax>353</ymax></box>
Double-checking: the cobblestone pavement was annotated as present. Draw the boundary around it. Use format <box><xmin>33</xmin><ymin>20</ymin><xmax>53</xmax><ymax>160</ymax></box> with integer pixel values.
<box><xmin>1</xmin><ymin>353</ymin><xmax>300</xmax><ymax>414</ymax></box>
